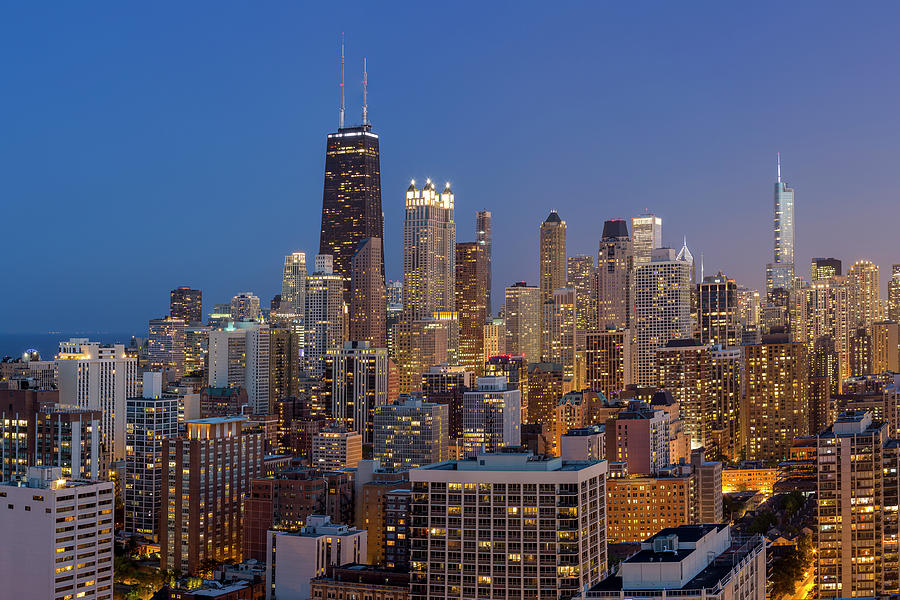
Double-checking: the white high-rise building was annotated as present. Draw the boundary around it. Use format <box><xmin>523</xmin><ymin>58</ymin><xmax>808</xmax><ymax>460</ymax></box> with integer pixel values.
<box><xmin>0</xmin><ymin>466</ymin><xmax>115</xmax><ymax>600</ymax></box>
<box><xmin>633</xmin><ymin>249</ymin><xmax>693</xmax><ymax>386</ymax></box>
<box><xmin>325</xmin><ymin>341</ymin><xmax>389</xmax><ymax>443</ymax></box>
<box><xmin>57</xmin><ymin>338</ymin><xmax>138</xmax><ymax>461</ymax></box>
<box><xmin>305</xmin><ymin>254</ymin><xmax>346</xmax><ymax>378</ymax></box>
<box><xmin>402</xmin><ymin>179</ymin><xmax>456</xmax><ymax>321</ymax></box>
<box><xmin>632</xmin><ymin>213</ymin><xmax>662</xmax><ymax>265</ymax></box>
<box><xmin>207</xmin><ymin>322</ymin><xmax>270</xmax><ymax>414</ymax></box>
<box><xmin>125</xmin><ymin>372</ymin><xmax>178</xmax><ymax>540</ymax></box>
<box><xmin>410</xmin><ymin>452</ymin><xmax>608</xmax><ymax>600</ymax></box>
<box><xmin>266</xmin><ymin>515</ymin><xmax>366</xmax><ymax>600</ymax></box>
<box><xmin>461</xmin><ymin>376</ymin><xmax>521</xmax><ymax>457</ymax></box>
<box><xmin>280</xmin><ymin>252</ymin><xmax>307</xmax><ymax>319</ymax></box>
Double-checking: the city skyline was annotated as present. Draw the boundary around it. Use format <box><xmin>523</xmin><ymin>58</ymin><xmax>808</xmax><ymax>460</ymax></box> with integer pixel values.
<box><xmin>4</xmin><ymin>3</ymin><xmax>900</xmax><ymax>334</ymax></box>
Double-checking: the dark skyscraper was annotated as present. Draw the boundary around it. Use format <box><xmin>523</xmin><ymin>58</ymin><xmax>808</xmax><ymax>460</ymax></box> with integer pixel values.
<box><xmin>476</xmin><ymin>210</ymin><xmax>492</xmax><ymax>317</ymax></box>
<box><xmin>170</xmin><ymin>287</ymin><xmax>202</xmax><ymax>324</ymax></box>
<box><xmin>319</xmin><ymin>48</ymin><xmax>384</xmax><ymax>296</ymax></box>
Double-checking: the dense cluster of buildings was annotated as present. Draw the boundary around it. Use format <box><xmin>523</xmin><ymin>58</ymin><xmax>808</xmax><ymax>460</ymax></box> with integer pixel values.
<box><xmin>3</xmin><ymin>67</ymin><xmax>900</xmax><ymax>600</ymax></box>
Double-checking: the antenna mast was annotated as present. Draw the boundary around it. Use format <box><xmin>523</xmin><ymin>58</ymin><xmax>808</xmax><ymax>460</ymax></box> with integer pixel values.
<box><xmin>339</xmin><ymin>33</ymin><xmax>345</xmax><ymax>129</ymax></box>
<box><xmin>362</xmin><ymin>57</ymin><xmax>368</xmax><ymax>125</ymax></box>
<box><xmin>777</xmin><ymin>152</ymin><xmax>781</xmax><ymax>183</ymax></box>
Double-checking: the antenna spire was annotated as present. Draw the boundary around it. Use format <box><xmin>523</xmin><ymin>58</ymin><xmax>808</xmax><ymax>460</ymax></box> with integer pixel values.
<box><xmin>339</xmin><ymin>33</ymin><xmax>345</xmax><ymax>129</ymax></box>
<box><xmin>362</xmin><ymin>57</ymin><xmax>368</xmax><ymax>126</ymax></box>
<box><xmin>777</xmin><ymin>152</ymin><xmax>781</xmax><ymax>183</ymax></box>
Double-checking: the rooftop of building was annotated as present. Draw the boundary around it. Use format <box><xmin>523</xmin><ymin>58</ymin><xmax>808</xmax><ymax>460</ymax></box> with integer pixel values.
<box><xmin>185</xmin><ymin>417</ymin><xmax>247</xmax><ymax>424</ymax></box>
<box><xmin>1</xmin><ymin>466</ymin><xmax>104</xmax><ymax>490</ymax></box>
<box><xmin>563</xmin><ymin>425</ymin><xmax>605</xmax><ymax>437</ymax></box>
<box><xmin>313</xmin><ymin>564</ymin><xmax>410</xmax><ymax>587</ymax></box>
<box><xmin>416</xmin><ymin>450</ymin><xmax>602</xmax><ymax>472</ymax></box>
<box><xmin>588</xmin><ymin>526</ymin><xmax>763</xmax><ymax>595</ymax></box>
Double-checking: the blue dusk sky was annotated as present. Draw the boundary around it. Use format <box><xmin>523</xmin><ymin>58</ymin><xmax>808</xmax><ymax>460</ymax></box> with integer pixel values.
<box><xmin>2</xmin><ymin>2</ymin><xmax>899</xmax><ymax>334</ymax></box>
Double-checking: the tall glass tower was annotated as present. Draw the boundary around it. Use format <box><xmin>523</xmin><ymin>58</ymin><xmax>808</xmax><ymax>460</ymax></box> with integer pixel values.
<box><xmin>767</xmin><ymin>153</ymin><xmax>795</xmax><ymax>293</ymax></box>
<box><xmin>319</xmin><ymin>48</ymin><xmax>383</xmax><ymax>298</ymax></box>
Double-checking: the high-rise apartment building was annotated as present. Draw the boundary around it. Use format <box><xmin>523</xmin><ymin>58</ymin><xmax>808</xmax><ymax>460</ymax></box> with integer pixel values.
<box><xmin>0</xmin><ymin>467</ymin><xmax>115</xmax><ymax>600</ymax></box>
<box><xmin>0</xmin><ymin>389</ymin><xmax>57</xmax><ymax>481</ymax></box>
<box><xmin>568</xmin><ymin>255</ymin><xmax>597</xmax><ymax>348</ymax></box>
<box><xmin>696</xmin><ymin>273</ymin><xmax>739</xmax><ymax>347</ymax></box>
<box><xmin>148</xmin><ymin>315</ymin><xmax>186</xmax><ymax>379</ymax></box>
<box><xmin>816</xmin><ymin>411</ymin><xmax>893</xmax><ymax>598</ymax></box>
<box><xmin>394</xmin><ymin>319</ymin><xmax>450</xmax><ymax>395</ymax></box>
<box><xmin>539</xmin><ymin>211</ymin><xmax>567</xmax><ymax>360</ymax></box>
<box><xmin>605</xmin><ymin>402</ymin><xmax>670</xmax><ymax>475</ymax></box>
<box><xmin>231</xmin><ymin>292</ymin><xmax>261</xmax><ymax>321</ymax></box>
<box><xmin>847</xmin><ymin>260</ymin><xmax>880</xmax><ymax>329</ymax></box>
<box><xmin>269</xmin><ymin>326</ymin><xmax>301</xmax><ymax>407</ymax></box>
<box><xmin>656</xmin><ymin>340</ymin><xmax>713</xmax><ymax>452</ymax></box>
<box><xmin>812</xmin><ymin>257</ymin><xmax>842</xmax><ymax>282</ymax></box>
<box><xmin>766</xmin><ymin>154</ymin><xmax>795</xmax><ymax>293</ymax></box>
<box><xmin>34</xmin><ymin>405</ymin><xmax>101</xmax><ymax>480</ymax></box>
<box><xmin>305</xmin><ymin>254</ymin><xmax>346</xmax><ymax>378</ymax></box>
<box><xmin>350</xmin><ymin>237</ymin><xmax>387</xmax><ymax>348</ymax></box>
<box><xmin>709</xmin><ymin>346</ymin><xmax>743</xmax><ymax>460</ymax></box>
<box><xmin>319</xmin><ymin>108</ymin><xmax>383</xmax><ymax>298</ymax></box>
<box><xmin>585</xmin><ymin>329</ymin><xmax>633</xmax><ymax>398</ymax></box>
<box><xmin>597</xmin><ymin>219</ymin><xmax>633</xmax><ymax>329</ymax></box>
<box><xmin>125</xmin><ymin>373</ymin><xmax>178</xmax><ymax>540</ymax></box>
<box><xmin>57</xmin><ymin>339</ymin><xmax>138</xmax><ymax>461</ymax></box>
<box><xmin>606</xmin><ymin>467</ymin><xmax>696</xmax><ymax>543</ymax></box>
<box><xmin>455</xmin><ymin>242</ymin><xmax>488</xmax><ymax>376</ymax></box>
<box><xmin>461</xmin><ymin>376</ymin><xmax>521</xmax><ymax>456</ymax></box>
<box><xmin>525</xmin><ymin>362</ymin><xmax>564</xmax><ymax>429</ymax></box>
<box><xmin>208</xmin><ymin>322</ymin><xmax>270</xmax><ymax>414</ymax></box>
<box><xmin>325</xmin><ymin>341</ymin><xmax>389</xmax><ymax>442</ymax></box>
<box><xmin>631</xmin><ymin>213</ymin><xmax>662</xmax><ymax>265</ymax></box>
<box><xmin>171</xmin><ymin>286</ymin><xmax>202</xmax><ymax>323</ymax></box>
<box><xmin>504</xmin><ymin>282</ymin><xmax>541</xmax><ymax>360</ymax></box>
<box><xmin>403</xmin><ymin>179</ymin><xmax>456</xmax><ymax>321</ymax></box>
<box><xmin>476</xmin><ymin>210</ymin><xmax>493</xmax><ymax>316</ymax></box>
<box><xmin>184</xmin><ymin>322</ymin><xmax>210</xmax><ymax>377</ymax></box>
<box><xmin>541</xmin><ymin>288</ymin><xmax>577</xmax><ymax>383</ymax></box>
<box><xmin>409</xmin><ymin>452</ymin><xmax>608</xmax><ymax>600</ymax></box>
<box><xmin>633</xmin><ymin>249</ymin><xmax>693</xmax><ymax>386</ymax></box>
<box><xmin>743</xmin><ymin>334</ymin><xmax>809</xmax><ymax>461</ymax></box>
<box><xmin>889</xmin><ymin>265</ymin><xmax>900</xmax><ymax>322</ymax></box>
<box><xmin>280</xmin><ymin>252</ymin><xmax>307</xmax><ymax>319</ymax></box>
<box><xmin>312</xmin><ymin>428</ymin><xmax>363</xmax><ymax>469</ymax></box>
<box><xmin>160</xmin><ymin>418</ymin><xmax>263</xmax><ymax>574</ymax></box>
<box><xmin>873</xmin><ymin>320</ymin><xmax>900</xmax><ymax>373</ymax></box>
<box><xmin>373</xmin><ymin>398</ymin><xmax>449</xmax><ymax>469</ymax></box>
<box><xmin>421</xmin><ymin>364</ymin><xmax>473</xmax><ymax>440</ymax></box>
<box><xmin>539</xmin><ymin>211</ymin><xmax>567</xmax><ymax>304</ymax></box>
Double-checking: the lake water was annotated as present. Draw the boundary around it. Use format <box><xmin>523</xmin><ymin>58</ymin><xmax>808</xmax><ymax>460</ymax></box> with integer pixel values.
<box><xmin>0</xmin><ymin>333</ymin><xmax>139</xmax><ymax>361</ymax></box>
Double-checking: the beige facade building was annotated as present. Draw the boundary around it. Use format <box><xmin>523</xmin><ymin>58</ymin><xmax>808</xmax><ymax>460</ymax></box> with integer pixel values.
<box><xmin>504</xmin><ymin>282</ymin><xmax>540</xmax><ymax>360</ymax></box>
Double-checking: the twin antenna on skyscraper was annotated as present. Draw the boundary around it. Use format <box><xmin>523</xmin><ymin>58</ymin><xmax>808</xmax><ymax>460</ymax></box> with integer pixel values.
<box><xmin>339</xmin><ymin>33</ymin><xmax>368</xmax><ymax>129</ymax></box>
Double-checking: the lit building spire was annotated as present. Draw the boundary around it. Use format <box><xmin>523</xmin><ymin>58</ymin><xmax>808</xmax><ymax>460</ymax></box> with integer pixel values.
<box><xmin>777</xmin><ymin>151</ymin><xmax>781</xmax><ymax>183</ymax></box>
<box><xmin>362</xmin><ymin>57</ymin><xmax>368</xmax><ymax>125</ymax></box>
<box><xmin>339</xmin><ymin>33</ymin><xmax>345</xmax><ymax>129</ymax></box>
